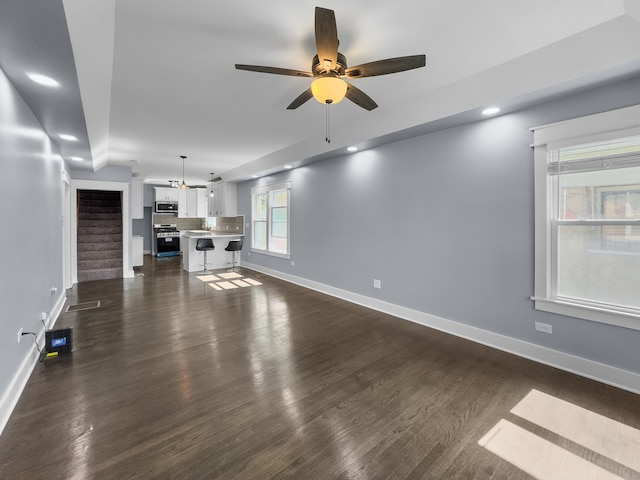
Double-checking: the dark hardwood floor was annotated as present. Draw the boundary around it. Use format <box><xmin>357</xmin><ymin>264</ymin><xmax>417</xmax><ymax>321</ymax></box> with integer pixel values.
<box><xmin>1</xmin><ymin>256</ymin><xmax>639</xmax><ymax>479</ymax></box>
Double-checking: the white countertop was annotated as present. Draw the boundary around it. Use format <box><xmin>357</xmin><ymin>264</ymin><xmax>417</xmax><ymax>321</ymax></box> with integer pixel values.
<box><xmin>182</xmin><ymin>230</ymin><xmax>244</xmax><ymax>238</ymax></box>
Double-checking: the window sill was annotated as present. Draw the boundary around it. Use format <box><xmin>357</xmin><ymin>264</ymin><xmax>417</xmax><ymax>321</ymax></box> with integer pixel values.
<box><xmin>533</xmin><ymin>297</ymin><xmax>640</xmax><ymax>331</ymax></box>
<box><xmin>250</xmin><ymin>248</ymin><xmax>290</xmax><ymax>260</ymax></box>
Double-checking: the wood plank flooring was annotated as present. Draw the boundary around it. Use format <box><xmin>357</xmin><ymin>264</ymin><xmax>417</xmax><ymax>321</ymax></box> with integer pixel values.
<box><xmin>1</xmin><ymin>256</ymin><xmax>639</xmax><ymax>479</ymax></box>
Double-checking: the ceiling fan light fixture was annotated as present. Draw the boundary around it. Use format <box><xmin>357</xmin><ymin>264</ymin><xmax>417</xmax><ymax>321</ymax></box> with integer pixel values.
<box><xmin>311</xmin><ymin>77</ymin><xmax>347</xmax><ymax>105</ymax></box>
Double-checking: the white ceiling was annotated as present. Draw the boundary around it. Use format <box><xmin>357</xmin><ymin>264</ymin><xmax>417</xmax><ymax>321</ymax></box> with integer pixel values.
<box><xmin>4</xmin><ymin>0</ymin><xmax>640</xmax><ymax>186</ymax></box>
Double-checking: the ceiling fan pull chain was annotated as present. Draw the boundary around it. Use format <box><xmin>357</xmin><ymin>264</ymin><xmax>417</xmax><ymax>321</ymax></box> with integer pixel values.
<box><xmin>325</xmin><ymin>101</ymin><xmax>331</xmax><ymax>143</ymax></box>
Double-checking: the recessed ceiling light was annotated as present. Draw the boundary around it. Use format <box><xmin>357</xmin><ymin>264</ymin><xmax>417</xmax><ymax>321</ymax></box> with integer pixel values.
<box><xmin>251</xmin><ymin>175</ymin><xmax>258</xmax><ymax>178</ymax></box>
<box><xmin>347</xmin><ymin>146</ymin><xmax>358</xmax><ymax>152</ymax></box>
<box><xmin>70</xmin><ymin>156</ymin><xmax>84</xmax><ymax>162</ymax></box>
<box><xmin>482</xmin><ymin>107</ymin><xmax>500</xmax><ymax>116</ymax></box>
<box><xmin>27</xmin><ymin>73</ymin><xmax>60</xmax><ymax>87</ymax></box>
<box><xmin>284</xmin><ymin>165</ymin><xmax>293</xmax><ymax>169</ymax></box>
<box><xmin>59</xmin><ymin>134</ymin><xmax>77</xmax><ymax>141</ymax></box>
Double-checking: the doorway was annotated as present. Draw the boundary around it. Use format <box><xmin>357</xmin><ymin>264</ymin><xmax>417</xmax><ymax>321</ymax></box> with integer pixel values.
<box><xmin>76</xmin><ymin>190</ymin><xmax>123</xmax><ymax>281</ymax></box>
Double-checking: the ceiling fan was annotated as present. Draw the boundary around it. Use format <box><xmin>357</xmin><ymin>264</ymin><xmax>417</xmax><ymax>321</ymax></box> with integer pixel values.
<box><xmin>235</xmin><ymin>7</ymin><xmax>426</xmax><ymax>111</ymax></box>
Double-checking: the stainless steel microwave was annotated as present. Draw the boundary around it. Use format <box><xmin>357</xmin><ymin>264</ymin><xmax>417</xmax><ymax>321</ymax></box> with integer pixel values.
<box><xmin>155</xmin><ymin>201</ymin><xmax>178</xmax><ymax>213</ymax></box>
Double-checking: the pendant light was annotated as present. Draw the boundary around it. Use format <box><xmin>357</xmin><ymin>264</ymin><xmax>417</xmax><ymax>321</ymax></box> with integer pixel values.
<box><xmin>179</xmin><ymin>155</ymin><xmax>189</xmax><ymax>190</ymax></box>
<box><xmin>209</xmin><ymin>173</ymin><xmax>215</xmax><ymax>197</ymax></box>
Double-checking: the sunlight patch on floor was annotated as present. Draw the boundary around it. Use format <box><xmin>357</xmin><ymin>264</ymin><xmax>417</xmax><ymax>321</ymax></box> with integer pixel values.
<box><xmin>512</xmin><ymin>389</ymin><xmax>640</xmax><ymax>473</ymax></box>
<box><xmin>197</xmin><ymin>274</ymin><xmax>220</xmax><ymax>282</ymax></box>
<box><xmin>200</xmin><ymin>271</ymin><xmax>263</xmax><ymax>291</ymax></box>
<box><xmin>218</xmin><ymin>272</ymin><xmax>243</xmax><ymax>279</ymax></box>
<box><xmin>479</xmin><ymin>419</ymin><xmax>623</xmax><ymax>480</ymax></box>
<box><xmin>479</xmin><ymin>389</ymin><xmax>640</xmax><ymax>478</ymax></box>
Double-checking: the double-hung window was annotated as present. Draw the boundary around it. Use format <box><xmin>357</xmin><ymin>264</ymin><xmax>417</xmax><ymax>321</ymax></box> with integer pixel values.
<box><xmin>533</xmin><ymin>105</ymin><xmax>640</xmax><ymax>329</ymax></box>
<box><xmin>251</xmin><ymin>181</ymin><xmax>290</xmax><ymax>257</ymax></box>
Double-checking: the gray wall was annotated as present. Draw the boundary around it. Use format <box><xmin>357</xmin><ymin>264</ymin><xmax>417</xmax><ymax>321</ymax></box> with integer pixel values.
<box><xmin>70</xmin><ymin>164</ymin><xmax>132</xmax><ymax>182</ymax></box>
<box><xmin>0</xmin><ymin>68</ymin><xmax>65</xmax><ymax>400</ymax></box>
<box><xmin>237</xmin><ymin>75</ymin><xmax>640</xmax><ymax>375</ymax></box>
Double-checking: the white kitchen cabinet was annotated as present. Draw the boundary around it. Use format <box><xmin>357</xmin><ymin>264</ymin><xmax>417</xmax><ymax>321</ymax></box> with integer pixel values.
<box><xmin>209</xmin><ymin>182</ymin><xmax>237</xmax><ymax>217</ymax></box>
<box><xmin>178</xmin><ymin>188</ymin><xmax>207</xmax><ymax>218</ymax></box>
<box><xmin>195</xmin><ymin>188</ymin><xmax>208</xmax><ymax>218</ymax></box>
<box><xmin>155</xmin><ymin>187</ymin><xmax>179</xmax><ymax>202</ymax></box>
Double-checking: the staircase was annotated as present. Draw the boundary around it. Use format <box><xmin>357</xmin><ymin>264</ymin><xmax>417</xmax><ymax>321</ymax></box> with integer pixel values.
<box><xmin>77</xmin><ymin>190</ymin><xmax>123</xmax><ymax>282</ymax></box>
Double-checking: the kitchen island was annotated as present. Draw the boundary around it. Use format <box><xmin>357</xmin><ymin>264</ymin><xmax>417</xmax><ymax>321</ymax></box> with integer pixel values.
<box><xmin>182</xmin><ymin>231</ymin><xmax>244</xmax><ymax>272</ymax></box>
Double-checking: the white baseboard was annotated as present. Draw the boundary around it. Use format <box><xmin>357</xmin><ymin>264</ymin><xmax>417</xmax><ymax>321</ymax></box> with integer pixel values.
<box><xmin>242</xmin><ymin>261</ymin><xmax>640</xmax><ymax>395</ymax></box>
<box><xmin>0</xmin><ymin>293</ymin><xmax>67</xmax><ymax>436</ymax></box>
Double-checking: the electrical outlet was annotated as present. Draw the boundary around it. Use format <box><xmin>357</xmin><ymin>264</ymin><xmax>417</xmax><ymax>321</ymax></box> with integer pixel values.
<box><xmin>535</xmin><ymin>321</ymin><xmax>553</xmax><ymax>334</ymax></box>
<box><xmin>290</xmin><ymin>260</ymin><xmax>295</xmax><ymax>266</ymax></box>
<box><xmin>373</xmin><ymin>279</ymin><xmax>381</xmax><ymax>289</ymax></box>
<box><xmin>18</xmin><ymin>328</ymin><xmax>23</xmax><ymax>343</ymax></box>
<box><xmin>50</xmin><ymin>287</ymin><xmax>57</xmax><ymax>296</ymax></box>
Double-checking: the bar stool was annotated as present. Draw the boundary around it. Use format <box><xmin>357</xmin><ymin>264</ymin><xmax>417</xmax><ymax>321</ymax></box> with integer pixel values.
<box><xmin>224</xmin><ymin>239</ymin><xmax>243</xmax><ymax>271</ymax></box>
<box><xmin>195</xmin><ymin>238</ymin><xmax>215</xmax><ymax>272</ymax></box>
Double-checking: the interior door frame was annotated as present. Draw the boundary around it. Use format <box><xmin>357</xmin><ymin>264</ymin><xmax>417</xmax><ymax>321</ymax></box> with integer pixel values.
<box><xmin>63</xmin><ymin>171</ymin><xmax>72</xmax><ymax>290</ymax></box>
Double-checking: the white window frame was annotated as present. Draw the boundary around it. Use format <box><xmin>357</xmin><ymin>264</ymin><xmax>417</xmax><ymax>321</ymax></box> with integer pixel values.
<box><xmin>250</xmin><ymin>181</ymin><xmax>291</xmax><ymax>259</ymax></box>
<box><xmin>532</xmin><ymin>104</ymin><xmax>640</xmax><ymax>330</ymax></box>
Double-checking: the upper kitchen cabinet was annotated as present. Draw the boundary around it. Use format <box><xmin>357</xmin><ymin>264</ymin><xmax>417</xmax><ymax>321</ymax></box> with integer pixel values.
<box><xmin>178</xmin><ymin>188</ymin><xmax>207</xmax><ymax>218</ymax></box>
<box><xmin>209</xmin><ymin>182</ymin><xmax>237</xmax><ymax>217</ymax></box>
<box><xmin>155</xmin><ymin>187</ymin><xmax>179</xmax><ymax>202</ymax></box>
<box><xmin>195</xmin><ymin>188</ymin><xmax>208</xmax><ymax>218</ymax></box>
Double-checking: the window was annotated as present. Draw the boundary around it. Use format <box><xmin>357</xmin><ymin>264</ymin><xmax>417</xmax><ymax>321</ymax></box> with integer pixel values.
<box><xmin>251</xmin><ymin>181</ymin><xmax>290</xmax><ymax>257</ymax></box>
<box><xmin>533</xmin><ymin>105</ymin><xmax>640</xmax><ymax>329</ymax></box>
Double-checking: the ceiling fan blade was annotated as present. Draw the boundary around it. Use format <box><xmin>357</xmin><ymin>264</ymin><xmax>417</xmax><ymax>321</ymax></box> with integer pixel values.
<box><xmin>315</xmin><ymin>7</ymin><xmax>338</xmax><ymax>72</ymax></box>
<box><xmin>287</xmin><ymin>88</ymin><xmax>314</xmax><ymax>110</ymax></box>
<box><xmin>344</xmin><ymin>54</ymin><xmax>426</xmax><ymax>79</ymax></box>
<box><xmin>345</xmin><ymin>83</ymin><xmax>378</xmax><ymax>111</ymax></box>
<box><xmin>235</xmin><ymin>64</ymin><xmax>313</xmax><ymax>77</ymax></box>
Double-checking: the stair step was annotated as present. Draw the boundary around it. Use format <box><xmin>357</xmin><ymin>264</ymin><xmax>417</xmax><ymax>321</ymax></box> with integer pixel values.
<box><xmin>78</xmin><ymin>212</ymin><xmax>122</xmax><ymax>221</ymax></box>
<box><xmin>78</xmin><ymin>250</ymin><xmax>122</xmax><ymax>262</ymax></box>
<box><xmin>78</xmin><ymin>258</ymin><xmax>122</xmax><ymax>270</ymax></box>
<box><xmin>77</xmin><ymin>234</ymin><xmax>123</xmax><ymax>244</ymax></box>
<box><xmin>77</xmin><ymin>226</ymin><xmax>123</xmax><ymax>236</ymax></box>
<box><xmin>77</xmin><ymin>218</ymin><xmax>123</xmax><ymax>227</ymax></box>
<box><xmin>77</xmin><ymin>242</ymin><xmax>122</xmax><ymax>252</ymax></box>
<box><xmin>77</xmin><ymin>267</ymin><xmax>123</xmax><ymax>282</ymax></box>
<box><xmin>78</xmin><ymin>205</ymin><xmax>122</xmax><ymax>214</ymax></box>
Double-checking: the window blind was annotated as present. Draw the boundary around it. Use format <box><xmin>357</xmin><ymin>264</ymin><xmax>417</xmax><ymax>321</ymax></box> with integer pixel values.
<box><xmin>548</xmin><ymin>135</ymin><xmax>640</xmax><ymax>175</ymax></box>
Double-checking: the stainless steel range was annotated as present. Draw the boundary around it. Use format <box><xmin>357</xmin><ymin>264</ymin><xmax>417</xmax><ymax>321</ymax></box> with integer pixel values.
<box><xmin>154</xmin><ymin>224</ymin><xmax>181</xmax><ymax>257</ymax></box>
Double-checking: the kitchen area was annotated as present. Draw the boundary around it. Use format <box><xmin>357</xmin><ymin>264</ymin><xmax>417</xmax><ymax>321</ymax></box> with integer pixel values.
<box><xmin>132</xmin><ymin>181</ymin><xmax>245</xmax><ymax>272</ymax></box>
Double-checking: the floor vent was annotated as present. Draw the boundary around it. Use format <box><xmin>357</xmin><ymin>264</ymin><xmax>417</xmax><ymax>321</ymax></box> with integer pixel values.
<box><xmin>66</xmin><ymin>300</ymin><xmax>101</xmax><ymax>312</ymax></box>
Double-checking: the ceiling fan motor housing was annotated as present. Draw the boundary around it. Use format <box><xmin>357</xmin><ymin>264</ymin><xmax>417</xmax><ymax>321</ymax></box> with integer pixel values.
<box><xmin>313</xmin><ymin>53</ymin><xmax>347</xmax><ymax>76</ymax></box>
